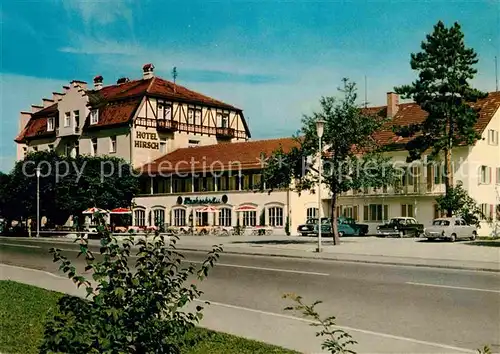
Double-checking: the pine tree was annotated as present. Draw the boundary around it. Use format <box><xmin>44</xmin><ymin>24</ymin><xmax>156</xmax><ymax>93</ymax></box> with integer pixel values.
<box><xmin>395</xmin><ymin>21</ymin><xmax>487</xmax><ymax>216</ymax></box>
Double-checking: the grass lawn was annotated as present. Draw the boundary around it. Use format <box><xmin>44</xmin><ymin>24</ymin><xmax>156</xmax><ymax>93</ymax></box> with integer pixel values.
<box><xmin>0</xmin><ymin>281</ymin><xmax>297</xmax><ymax>354</ymax></box>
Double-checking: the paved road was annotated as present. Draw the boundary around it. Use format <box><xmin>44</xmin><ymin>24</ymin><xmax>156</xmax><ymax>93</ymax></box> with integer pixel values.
<box><xmin>0</xmin><ymin>238</ymin><xmax>499</xmax><ymax>353</ymax></box>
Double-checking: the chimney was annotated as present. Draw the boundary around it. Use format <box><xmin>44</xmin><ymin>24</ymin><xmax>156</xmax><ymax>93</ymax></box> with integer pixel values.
<box><xmin>42</xmin><ymin>98</ymin><xmax>54</xmax><ymax>108</ymax></box>
<box><xmin>71</xmin><ymin>80</ymin><xmax>88</xmax><ymax>90</ymax></box>
<box><xmin>143</xmin><ymin>63</ymin><xmax>155</xmax><ymax>79</ymax></box>
<box><xmin>387</xmin><ymin>92</ymin><xmax>399</xmax><ymax>118</ymax></box>
<box><xmin>117</xmin><ymin>77</ymin><xmax>130</xmax><ymax>84</ymax></box>
<box><xmin>31</xmin><ymin>105</ymin><xmax>43</xmax><ymax>113</ymax></box>
<box><xmin>93</xmin><ymin>75</ymin><xmax>103</xmax><ymax>90</ymax></box>
<box><xmin>52</xmin><ymin>92</ymin><xmax>64</xmax><ymax>101</ymax></box>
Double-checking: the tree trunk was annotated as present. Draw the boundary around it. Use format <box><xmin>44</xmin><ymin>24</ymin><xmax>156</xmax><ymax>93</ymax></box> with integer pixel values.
<box><xmin>331</xmin><ymin>192</ymin><xmax>340</xmax><ymax>245</ymax></box>
<box><xmin>444</xmin><ymin>147</ymin><xmax>453</xmax><ymax>217</ymax></box>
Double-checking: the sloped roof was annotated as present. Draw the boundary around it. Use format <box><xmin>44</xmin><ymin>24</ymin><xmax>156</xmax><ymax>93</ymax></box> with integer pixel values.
<box><xmin>370</xmin><ymin>92</ymin><xmax>500</xmax><ymax>147</ymax></box>
<box><xmin>141</xmin><ymin>137</ymin><xmax>299</xmax><ymax>174</ymax></box>
<box><xmin>16</xmin><ymin>75</ymin><xmax>246</xmax><ymax>142</ymax></box>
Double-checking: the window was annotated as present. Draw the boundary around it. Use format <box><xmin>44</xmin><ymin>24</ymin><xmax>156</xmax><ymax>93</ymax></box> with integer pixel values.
<box><xmin>90</xmin><ymin>109</ymin><xmax>99</xmax><ymax>125</ymax></box>
<box><xmin>110</xmin><ymin>136</ymin><xmax>117</xmax><ymax>153</ymax></box>
<box><xmin>433</xmin><ymin>204</ymin><xmax>446</xmax><ymax>219</ymax></box>
<box><xmin>268</xmin><ymin>207</ymin><xmax>283</xmax><ymax>227</ymax></box>
<box><xmin>158</xmin><ymin>103</ymin><xmax>164</xmax><ymax>119</ymax></box>
<box><xmin>341</xmin><ymin>206</ymin><xmax>358</xmax><ymax>220</ymax></box>
<box><xmin>194</xmin><ymin>109</ymin><xmax>202</xmax><ymax>125</ymax></box>
<box><xmin>153</xmin><ymin>209</ymin><xmax>165</xmax><ymax>228</ymax></box>
<box><xmin>363</xmin><ymin>204</ymin><xmax>388</xmax><ymax>222</ymax></box>
<box><xmin>496</xmin><ymin>167</ymin><xmax>500</xmax><ymax>184</ymax></box>
<box><xmin>47</xmin><ymin>144</ymin><xmax>54</xmax><ymax>152</ymax></box>
<box><xmin>64</xmin><ymin>112</ymin><xmax>71</xmax><ymax>127</ymax></box>
<box><xmin>401</xmin><ymin>204</ymin><xmax>414</xmax><ymax>217</ymax></box>
<box><xmin>32</xmin><ymin>146</ymin><xmax>38</xmax><ymax>152</ymax></box>
<box><xmin>480</xmin><ymin>204</ymin><xmax>489</xmax><ymax>220</ymax></box>
<box><xmin>188</xmin><ymin>139</ymin><xmax>199</xmax><ymax>147</ymax></box>
<box><xmin>164</xmin><ymin>104</ymin><xmax>172</xmax><ymax>120</ymax></box>
<box><xmin>218</xmin><ymin>208</ymin><xmax>232</xmax><ymax>226</ymax></box>
<box><xmin>496</xmin><ymin>205</ymin><xmax>500</xmax><ymax>221</ymax></box>
<box><xmin>91</xmin><ymin>138</ymin><xmax>98</xmax><ymax>156</ymax></box>
<box><xmin>195</xmin><ymin>211</ymin><xmax>209</xmax><ymax>226</ymax></box>
<box><xmin>173</xmin><ymin>209</ymin><xmax>186</xmax><ymax>226</ymax></box>
<box><xmin>160</xmin><ymin>138</ymin><xmax>167</xmax><ymax>154</ymax></box>
<box><xmin>479</xmin><ymin>166</ymin><xmax>491</xmax><ymax>184</ymax></box>
<box><xmin>47</xmin><ymin>117</ymin><xmax>55</xmax><ymax>131</ymax></box>
<box><xmin>74</xmin><ymin>141</ymin><xmax>79</xmax><ymax>156</ymax></box>
<box><xmin>22</xmin><ymin>147</ymin><xmax>27</xmax><ymax>158</ymax></box>
<box><xmin>134</xmin><ymin>209</ymin><xmax>146</xmax><ymax>226</ymax></box>
<box><xmin>187</xmin><ymin>109</ymin><xmax>194</xmax><ymax>124</ymax></box>
<box><xmin>434</xmin><ymin>164</ymin><xmax>443</xmax><ymax>185</ymax></box>
<box><xmin>243</xmin><ymin>211</ymin><xmax>257</xmax><ymax>226</ymax></box>
<box><xmin>73</xmin><ymin>110</ymin><xmax>80</xmax><ymax>128</ymax></box>
<box><xmin>488</xmin><ymin>129</ymin><xmax>499</xmax><ymax>145</ymax></box>
<box><xmin>217</xmin><ymin>113</ymin><xmax>229</xmax><ymax>127</ymax></box>
<box><xmin>306</xmin><ymin>207</ymin><xmax>318</xmax><ymax>219</ymax></box>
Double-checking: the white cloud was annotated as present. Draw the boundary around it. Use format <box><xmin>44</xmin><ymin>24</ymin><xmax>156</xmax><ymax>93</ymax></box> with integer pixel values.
<box><xmin>61</xmin><ymin>0</ymin><xmax>134</xmax><ymax>26</ymax></box>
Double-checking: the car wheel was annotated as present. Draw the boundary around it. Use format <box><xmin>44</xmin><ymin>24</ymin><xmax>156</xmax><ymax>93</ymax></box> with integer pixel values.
<box><xmin>398</xmin><ymin>231</ymin><xmax>404</xmax><ymax>238</ymax></box>
<box><xmin>470</xmin><ymin>231</ymin><xmax>477</xmax><ymax>241</ymax></box>
<box><xmin>338</xmin><ymin>231</ymin><xmax>345</xmax><ymax>237</ymax></box>
<box><xmin>449</xmin><ymin>233</ymin><xmax>457</xmax><ymax>242</ymax></box>
<box><xmin>427</xmin><ymin>238</ymin><xmax>434</xmax><ymax>242</ymax></box>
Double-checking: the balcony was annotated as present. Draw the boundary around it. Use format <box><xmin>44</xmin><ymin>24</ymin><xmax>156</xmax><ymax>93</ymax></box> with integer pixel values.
<box><xmin>216</xmin><ymin>127</ymin><xmax>235</xmax><ymax>139</ymax></box>
<box><xmin>56</xmin><ymin>126</ymin><xmax>80</xmax><ymax>137</ymax></box>
<box><xmin>157</xmin><ymin>119</ymin><xmax>178</xmax><ymax>132</ymax></box>
<box><xmin>340</xmin><ymin>182</ymin><xmax>446</xmax><ymax>198</ymax></box>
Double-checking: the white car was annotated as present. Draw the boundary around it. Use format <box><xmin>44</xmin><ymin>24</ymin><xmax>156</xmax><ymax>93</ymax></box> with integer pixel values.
<box><xmin>424</xmin><ymin>217</ymin><xmax>477</xmax><ymax>242</ymax></box>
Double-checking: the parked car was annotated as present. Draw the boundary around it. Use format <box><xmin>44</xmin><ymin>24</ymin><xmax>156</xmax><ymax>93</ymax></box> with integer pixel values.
<box><xmin>309</xmin><ymin>217</ymin><xmax>369</xmax><ymax>237</ymax></box>
<box><xmin>297</xmin><ymin>217</ymin><xmax>330</xmax><ymax>236</ymax></box>
<box><xmin>423</xmin><ymin>217</ymin><xmax>477</xmax><ymax>242</ymax></box>
<box><xmin>376</xmin><ymin>217</ymin><xmax>424</xmax><ymax>238</ymax></box>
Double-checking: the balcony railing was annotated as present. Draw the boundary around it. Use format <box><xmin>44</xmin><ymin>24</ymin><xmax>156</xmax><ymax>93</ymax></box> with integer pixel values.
<box><xmin>55</xmin><ymin>126</ymin><xmax>80</xmax><ymax>136</ymax></box>
<box><xmin>216</xmin><ymin>127</ymin><xmax>235</xmax><ymax>138</ymax></box>
<box><xmin>157</xmin><ymin>119</ymin><xmax>178</xmax><ymax>131</ymax></box>
<box><xmin>341</xmin><ymin>182</ymin><xmax>446</xmax><ymax>197</ymax></box>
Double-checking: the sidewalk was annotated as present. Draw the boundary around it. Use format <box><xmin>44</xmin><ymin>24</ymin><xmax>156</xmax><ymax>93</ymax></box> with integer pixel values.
<box><xmin>10</xmin><ymin>234</ymin><xmax>500</xmax><ymax>272</ymax></box>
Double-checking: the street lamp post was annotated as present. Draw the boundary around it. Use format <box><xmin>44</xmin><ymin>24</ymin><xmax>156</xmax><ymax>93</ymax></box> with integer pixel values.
<box><xmin>316</xmin><ymin>119</ymin><xmax>325</xmax><ymax>253</ymax></box>
<box><xmin>36</xmin><ymin>167</ymin><xmax>41</xmax><ymax>238</ymax></box>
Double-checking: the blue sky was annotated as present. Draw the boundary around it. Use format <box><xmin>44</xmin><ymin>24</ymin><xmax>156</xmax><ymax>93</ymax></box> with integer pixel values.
<box><xmin>1</xmin><ymin>0</ymin><xmax>499</xmax><ymax>172</ymax></box>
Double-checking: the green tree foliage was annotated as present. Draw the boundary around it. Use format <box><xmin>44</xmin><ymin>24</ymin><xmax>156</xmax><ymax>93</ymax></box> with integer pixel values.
<box><xmin>435</xmin><ymin>182</ymin><xmax>485</xmax><ymax>227</ymax></box>
<box><xmin>40</xmin><ymin>216</ymin><xmax>222</xmax><ymax>353</ymax></box>
<box><xmin>394</xmin><ymin>21</ymin><xmax>486</xmax><ymax>216</ymax></box>
<box><xmin>260</xmin><ymin>79</ymin><xmax>396</xmax><ymax>244</ymax></box>
<box><xmin>0</xmin><ymin>151</ymin><xmax>138</xmax><ymax>225</ymax></box>
<box><xmin>283</xmin><ymin>293</ymin><xmax>356</xmax><ymax>354</ymax></box>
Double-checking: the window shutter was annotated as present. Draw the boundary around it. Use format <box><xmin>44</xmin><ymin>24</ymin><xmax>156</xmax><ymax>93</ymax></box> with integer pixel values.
<box><xmin>401</xmin><ymin>204</ymin><xmax>406</xmax><ymax>217</ymax></box>
<box><xmin>383</xmin><ymin>205</ymin><xmax>389</xmax><ymax>221</ymax></box>
<box><xmin>489</xmin><ymin>167</ymin><xmax>492</xmax><ymax>184</ymax></box>
<box><xmin>490</xmin><ymin>204</ymin><xmax>494</xmax><ymax>220</ymax></box>
<box><xmin>336</xmin><ymin>206</ymin><xmax>340</xmax><ymax>217</ymax></box>
<box><xmin>353</xmin><ymin>206</ymin><xmax>358</xmax><ymax>221</ymax></box>
<box><xmin>363</xmin><ymin>205</ymin><xmax>368</xmax><ymax>221</ymax></box>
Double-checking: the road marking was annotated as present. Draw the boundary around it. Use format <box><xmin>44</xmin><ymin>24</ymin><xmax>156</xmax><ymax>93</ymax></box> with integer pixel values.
<box><xmin>188</xmin><ymin>260</ymin><xmax>329</xmax><ymax>276</ymax></box>
<box><xmin>0</xmin><ymin>263</ymin><xmax>64</xmax><ymax>279</ymax></box>
<box><xmin>0</xmin><ymin>243</ymin><xmax>41</xmax><ymax>249</ymax></box>
<box><xmin>406</xmin><ymin>282</ymin><xmax>500</xmax><ymax>294</ymax></box>
<box><xmin>195</xmin><ymin>299</ymin><xmax>475</xmax><ymax>353</ymax></box>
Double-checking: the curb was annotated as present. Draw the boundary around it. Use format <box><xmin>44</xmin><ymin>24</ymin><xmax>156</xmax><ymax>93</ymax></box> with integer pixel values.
<box><xmin>175</xmin><ymin>247</ymin><xmax>500</xmax><ymax>273</ymax></box>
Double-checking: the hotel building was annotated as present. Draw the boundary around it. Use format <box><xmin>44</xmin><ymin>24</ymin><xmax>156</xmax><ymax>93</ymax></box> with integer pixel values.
<box><xmin>15</xmin><ymin>65</ymin><xmax>500</xmax><ymax>235</ymax></box>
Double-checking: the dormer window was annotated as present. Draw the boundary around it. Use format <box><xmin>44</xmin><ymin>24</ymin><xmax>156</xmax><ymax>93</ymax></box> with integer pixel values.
<box><xmin>488</xmin><ymin>129</ymin><xmax>498</xmax><ymax>145</ymax></box>
<box><xmin>47</xmin><ymin>117</ymin><xmax>55</xmax><ymax>132</ymax></box>
<box><xmin>90</xmin><ymin>109</ymin><xmax>99</xmax><ymax>125</ymax></box>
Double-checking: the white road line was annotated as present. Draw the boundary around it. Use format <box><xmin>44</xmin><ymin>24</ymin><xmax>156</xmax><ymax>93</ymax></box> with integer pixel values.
<box><xmin>188</xmin><ymin>260</ymin><xmax>329</xmax><ymax>276</ymax></box>
<box><xmin>406</xmin><ymin>282</ymin><xmax>500</xmax><ymax>294</ymax></box>
<box><xmin>0</xmin><ymin>243</ymin><xmax>41</xmax><ymax>249</ymax></box>
<box><xmin>0</xmin><ymin>263</ymin><xmax>64</xmax><ymax>279</ymax></box>
<box><xmin>195</xmin><ymin>299</ymin><xmax>475</xmax><ymax>353</ymax></box>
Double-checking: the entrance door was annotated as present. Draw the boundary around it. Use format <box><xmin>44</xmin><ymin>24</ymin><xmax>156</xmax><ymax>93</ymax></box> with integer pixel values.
<box><xmin>196</xmin><ymin>212</ymin><xmax>209</xmax><ymax>226</ymax></box>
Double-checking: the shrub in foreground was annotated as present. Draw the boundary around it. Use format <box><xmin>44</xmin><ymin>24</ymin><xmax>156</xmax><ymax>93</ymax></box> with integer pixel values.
<box><xmin>40</xmin><ymin>217</ymin><xmax>222</xmax><ymax>354</ymax></box>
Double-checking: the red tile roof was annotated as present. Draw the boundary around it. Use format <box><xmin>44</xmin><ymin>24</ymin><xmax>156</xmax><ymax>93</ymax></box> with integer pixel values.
<box><xmin>370</xmin><ymin>92</ymin><xmax>500</xmax><ymax>147</ymax></box>
<box><xmin>15</xmin><ymin>104</ymin><xmax>57</xmax><ymax>142</ymax></box>
<box><xmin>16</xmin><ymin>75</ymin><xmax>245</xmax><ymax>142</ymax></box>
<box><xmin>141</xmin><ymin>137</ymin><xmax>299</xmax><ymax>174</ymax></box>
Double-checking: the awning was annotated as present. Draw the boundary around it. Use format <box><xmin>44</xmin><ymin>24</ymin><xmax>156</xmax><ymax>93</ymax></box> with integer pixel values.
<box><xmin>235</xmin><ymin>205</ymin><xmax>257</xmax><ymax>212</ymax></box>
<box><xmin>196</xmin><ymin>206</ymin><xmax>218</xmax><ymax>213</ymax></box>
<box><xmin>110</xmin><ymin>207</ymin><xmax>132</xmax><ymax>214</ymax></box>
<box><xmin>82</xmin><ymin>207</ymin><xmax>109</xmax><ymax>214</ymax></box>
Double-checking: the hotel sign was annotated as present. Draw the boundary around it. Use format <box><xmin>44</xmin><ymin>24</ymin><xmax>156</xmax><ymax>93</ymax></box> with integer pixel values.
<box><xmin>135</xmin><ymin>131</ymin><xmax>159</xmax><ymax>150</ymax></box>
<box><xmin>177</xmin><ymin>195</ymin><xmax>228</xmax><ymax>205</ymax></box>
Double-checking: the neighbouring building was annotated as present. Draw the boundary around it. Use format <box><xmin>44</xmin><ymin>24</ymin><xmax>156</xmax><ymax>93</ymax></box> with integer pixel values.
<box><xmin>15</xmin><ymin>63</ymin><xmax>250</xmax><ymax>169</ymax></box>
<box><xmin>133</xmin><ymin>92</ymin><xmax>500</xmax><ymax>236</ymax></box>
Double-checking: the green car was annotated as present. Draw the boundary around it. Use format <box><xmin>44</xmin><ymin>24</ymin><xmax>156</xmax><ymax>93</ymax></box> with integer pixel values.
<box><xmin>311</xmin><ymin>217</ymin><xmax>369</xmax><ymax>237</ymax></box>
